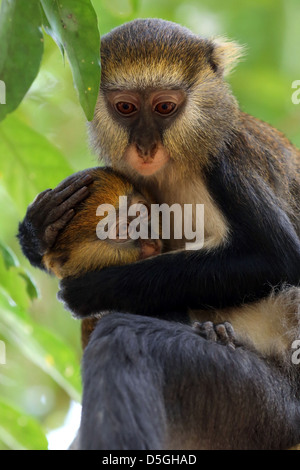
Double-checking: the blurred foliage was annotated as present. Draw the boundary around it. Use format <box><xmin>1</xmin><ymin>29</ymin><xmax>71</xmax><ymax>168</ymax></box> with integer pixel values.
<box><xmin>0</xmin><ymin>0</ymin><xmax>100</xmax><ymax>121</ymax></box>
<box><xmin>0</xmin><ymin>0</ymin><xmax>299</xmax><ymax>450</ymax></box>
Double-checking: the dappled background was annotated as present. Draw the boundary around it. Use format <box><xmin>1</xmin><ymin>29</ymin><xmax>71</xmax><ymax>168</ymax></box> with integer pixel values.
<box><xmin>0</xmin><ymin>0</ymin><xmax>299</xmax><ymax>449</ymax></box>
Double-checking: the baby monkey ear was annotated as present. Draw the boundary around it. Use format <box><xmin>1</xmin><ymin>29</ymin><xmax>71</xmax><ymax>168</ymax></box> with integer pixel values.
<box><xmin>208</xmin><ymin>38</ymin><xmax>245</xmax><ymax>76</ymax></box>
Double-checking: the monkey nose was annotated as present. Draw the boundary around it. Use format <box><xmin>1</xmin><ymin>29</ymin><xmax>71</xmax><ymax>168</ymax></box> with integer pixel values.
<box><xmin>136</xmin><ymin>143</ymin><xmax>158</xmax><ymax>160</ymax></box>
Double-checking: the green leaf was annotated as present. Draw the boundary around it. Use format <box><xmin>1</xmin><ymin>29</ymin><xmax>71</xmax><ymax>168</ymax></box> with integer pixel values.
<box><xmin>0</xmin><ymin>253</ymin><xmax>31</xmax><ymax>311</ymax></box>
<box><xmin>0</xmin><ymin>242</ymin><xmax>39</xmax><ymax>303</ymax></box>
<box><xmin>0</xmin><ymin>241</ymin><xmax>19</xmax><ymax>269</ymax></box>
<box><xmin>40</xmin><ymin>0</ymin><xmax>101</xmax><ymax>121</ymax></box>
<box><xmin>0</xmin><ymin>292</ymin><xmax>82</xmax><ymax>401</ymax></box>
<box><xmin>0</xmin><ymin>398</ymin><xmax>48</xmax><ymax>450</ymax></box>
<box><xmin>17</xmin><ymin>271</ymin><xmax>39</xmax><ymax>301</ymax></box>
<box><xmin>0</xmin><ymin>115</ymin><xmax>73</xmax><ymax>213</ymax></box>
<box><xmin>0</xmin><ymin>0</ymin><xmax>44</xmax><ymax>122</ymax></box>
<box><xmin>40</xmin><ymin>3</ymin><xmax>65</xmax><ymax>60</ymax></box>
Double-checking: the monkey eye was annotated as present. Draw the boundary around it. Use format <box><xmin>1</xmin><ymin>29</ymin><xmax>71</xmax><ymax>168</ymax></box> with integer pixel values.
<box><xmin>155</xmin><ymin>102</ymin><xmax>176</xmax><ymax>115</ymax></box>
<box><xmin>115</xmin><ymin>102</ymin><xmax>137</xmax><ymax>115</ymax></box>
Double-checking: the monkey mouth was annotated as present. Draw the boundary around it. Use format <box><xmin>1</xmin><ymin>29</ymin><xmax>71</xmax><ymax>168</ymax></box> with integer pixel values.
<box><xmin>124</xmin><ymin>144</ymin><xmax>170</xmax><ymax>177</ymax></box>
<box><xmin>135</xmin><ymin>160</ymin><xmax>165</xmax><ymax>176</ymax></box>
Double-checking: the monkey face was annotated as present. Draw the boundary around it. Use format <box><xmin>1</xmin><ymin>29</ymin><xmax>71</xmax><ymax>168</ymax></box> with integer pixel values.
<box><xmin>107</xmin><ymin>89</ymin><xmax>186</xmax><ymax>177</ymax></box>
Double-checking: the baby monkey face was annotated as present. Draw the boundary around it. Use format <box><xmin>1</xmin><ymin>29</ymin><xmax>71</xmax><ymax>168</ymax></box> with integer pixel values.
<box><xmin>97</xmin><ymin>192</ymin><xmax>162</xmax><ymax>259</ymax></box>
<box><xmin>42</xmin><ymin>168</ymin><xmax>162</xmax><ymax>279</ymax></box>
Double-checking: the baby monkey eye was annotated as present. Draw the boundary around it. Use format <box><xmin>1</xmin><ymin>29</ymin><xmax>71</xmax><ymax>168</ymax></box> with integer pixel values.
<box><xmin>116</xmin><ymin>102</ymin><xmax>137</xmax><ymax>115</ymax></box>
<box><xmin>155</xmin><ymin>102</ymin><xmax>176</xmax><ymax>115</ymax></box>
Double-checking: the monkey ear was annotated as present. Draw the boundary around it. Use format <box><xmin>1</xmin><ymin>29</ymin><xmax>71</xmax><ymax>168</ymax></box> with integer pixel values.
<box><xmin>209</xmin><ymin>38</ymin><xmax>245</xmax><ymax>76</ymax></box>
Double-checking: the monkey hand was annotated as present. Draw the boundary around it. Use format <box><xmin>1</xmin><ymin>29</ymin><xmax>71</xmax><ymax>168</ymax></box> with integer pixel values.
<box><xmin>18</xmin><ymin>171</ymin><xmax>93</xmax><ymax>269</ymax></box>
<box><xmin>193</xmin><ymin>321</ymin><xmax>238</xmax><ymax>350</ymax></box>
<box><xmin>58</xmin><ymin>271</ymin><xmax>115</xmax><ymax>317</ymax></box>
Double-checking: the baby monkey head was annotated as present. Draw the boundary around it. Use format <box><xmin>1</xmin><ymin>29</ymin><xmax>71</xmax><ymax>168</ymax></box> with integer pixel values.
<box><xmin>43</xmin><ymin>167</ymin><xmax>161</xmax><ymax>279</ymax></box>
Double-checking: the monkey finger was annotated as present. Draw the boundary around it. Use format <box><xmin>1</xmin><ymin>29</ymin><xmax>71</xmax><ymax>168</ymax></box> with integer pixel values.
<box><xmin>31</xmin><ymin>188</ymin><xmax>52</xmax><ymax>205</ymax></box>
<box><xmin>53</xmin><ymin>173</ymin><xmax>93</xmax><ymax>204</ymax></box>
<box><xmin>46</xmin><ymin>186</ymin><xmax>90</xmax><ymax>224</ymax></box>
<box><xmin>222</xmin><ymin>322</ymin><xmax>236</xmax><ymax>345</ymax></box>
<box><xmin>29</xmin><ymin>178</ymin><xmax>91</xmax><ymax>222</ymax></box>
<box><xmin>51</xmin><ymin>171</ymin><xmax>89</xmax><ymax>192</ymax></box>
<box><xmin>215</xmin><ymin>323</ymin><xmax>236</xmax><ymax>350</ymax></box>
<box><xmin>193</xmin><ymin>321</ymin><xmax>218</xmax><ymax>342</ymax></box>
<box><xmin>26</xmin><ymin>189</ymin><xmax>53</xmax><ymax>217</ymax></box>
<box><xmin>44</xmin><ymin>209</ymin><xmax>75</xmax><ymax>247</ymax></box>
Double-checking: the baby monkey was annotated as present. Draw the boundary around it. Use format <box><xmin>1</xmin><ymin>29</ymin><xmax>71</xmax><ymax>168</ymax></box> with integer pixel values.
<box><xmin>42</xmin><ymin>167</ymin><xmax>161</xmax><ymax>348</ymax></box>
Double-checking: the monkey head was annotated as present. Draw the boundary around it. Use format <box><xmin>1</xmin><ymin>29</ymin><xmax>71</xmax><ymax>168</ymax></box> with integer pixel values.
<box><xmin>42</xmin><ymin>167</ymin><xmax>162</xmax><ymax>279</ymax></box>
<box><xmin>88</xmin><ymin>18</ymin><xmax>243</xmax><ymax>180</ymax></box>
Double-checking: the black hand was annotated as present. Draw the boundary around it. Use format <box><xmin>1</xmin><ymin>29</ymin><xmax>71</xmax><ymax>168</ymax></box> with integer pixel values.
<box><xmin>18</xmin><ymin>171</ymin><xmax>93</xmax><ymax>269</ymax></box>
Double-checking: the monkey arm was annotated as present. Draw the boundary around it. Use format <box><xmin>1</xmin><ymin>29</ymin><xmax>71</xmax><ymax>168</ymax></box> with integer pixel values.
<box><xmin>58</xmin><ymin>154</ymin><xmax>300</xmax><ymax>318</ymax></box>
<box><xmin>17</xmin><ymin>171</ymin><xmax>93</xmax><ymax>269</ymax></box>
<box><xmin>58</xmin><ymin>214</ymin><xmax>300</xmax><ymax>318</ymax></box>
<box><xmin>58</xmin><ymin>246</ymin><xmax>299</xmax><ymax>318</ymax></box>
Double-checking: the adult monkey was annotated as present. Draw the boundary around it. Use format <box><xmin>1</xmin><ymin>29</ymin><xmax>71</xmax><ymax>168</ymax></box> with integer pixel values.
<box><xmin>54</xmin><ymin>19</ymin><xmax>300</xmax><ymax>356</ymax></box>
<box><xmin>57</xmin><ymin>19</ymin><xmax>300</xmax><ymax>322</ymax></box>
<box><xmin>18</xmin><ymin>19</ymin><xmax>300</xmax><ymax>448</ymax></box>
